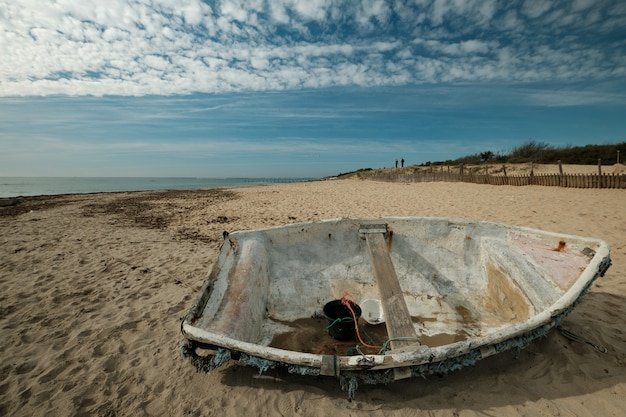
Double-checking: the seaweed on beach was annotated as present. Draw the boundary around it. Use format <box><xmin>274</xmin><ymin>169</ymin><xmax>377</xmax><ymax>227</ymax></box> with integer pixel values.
<box><xmin>81</xmin><ymin>188</ymin><xmax>239</xmax><ymax>234</ymax></box>
<box><xmin>0</xmin><ymin>195</ymin><xmax>80</xmax><ymax>217</ymax></box>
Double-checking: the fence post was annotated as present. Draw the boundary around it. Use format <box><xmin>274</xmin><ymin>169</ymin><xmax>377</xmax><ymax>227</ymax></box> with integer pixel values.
<box><xmin>610</xmin><ymin>173</ymin><xmax>615</xmax><ymax>189</ymax></box>
<box><xmin>367</xmin><ymin>164</ymin><xmax>625</xmax><ymax>189</ymax></box>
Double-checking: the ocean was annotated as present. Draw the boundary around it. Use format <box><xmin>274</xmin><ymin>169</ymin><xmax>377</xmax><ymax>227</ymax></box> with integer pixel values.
<box><xmin>0</xmin><ymin>177</ymin><xmax>314</xmax><ymax>198</ymax></box>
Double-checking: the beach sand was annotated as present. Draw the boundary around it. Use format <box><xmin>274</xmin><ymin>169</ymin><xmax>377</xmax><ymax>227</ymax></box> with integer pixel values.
<box><xmin>1</xmin><ymin>178</ymin><xmax>625</xmax><ymax>416</ymax></box>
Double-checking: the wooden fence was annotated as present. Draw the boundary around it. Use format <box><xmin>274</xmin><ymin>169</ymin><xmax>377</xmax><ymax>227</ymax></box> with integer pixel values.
<box><xmin>368</xmin><ymin>171</ymin><xmax>626</xmax><ymax>189</ymax></box>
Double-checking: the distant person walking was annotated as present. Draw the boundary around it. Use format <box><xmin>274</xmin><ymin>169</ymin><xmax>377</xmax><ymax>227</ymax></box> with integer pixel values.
<box><xmin>401</xmin><ymin>158</ymin><xmax>404</xmax><ymax>168</ymax></box>
<box><xmin>395</xmin><ymin>159</ymin><xmax>398</xmax><ymax>168</ymax></box>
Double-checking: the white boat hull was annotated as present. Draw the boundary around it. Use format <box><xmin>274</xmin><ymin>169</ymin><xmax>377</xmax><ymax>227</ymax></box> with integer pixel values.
<box><xmin>181</xmin><ymin>217</ymin><xmax>611</xmax><ymax>397</ymax></box>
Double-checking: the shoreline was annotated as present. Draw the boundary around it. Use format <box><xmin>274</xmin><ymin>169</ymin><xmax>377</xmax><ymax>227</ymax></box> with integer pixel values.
<box><xmin>0</xmin><ymin>176</ymin><xmax>317</xmax><ymax>199</ymax></box>
<box><xmin>2</xmin><ymin>164</ymin><xmax>624</xmax><ymax>199</ymax></box>
<box><xmin>1</xmin><ymin>179</ymin><xmax>624</xmax><ymax>416</ymax></box>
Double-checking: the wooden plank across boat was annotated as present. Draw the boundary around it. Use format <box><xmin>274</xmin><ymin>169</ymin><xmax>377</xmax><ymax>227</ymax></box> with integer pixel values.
<box><xmin>180</xmin><ymin>217</ymin><xmax>611</xmax><ymax>398</ymax></box>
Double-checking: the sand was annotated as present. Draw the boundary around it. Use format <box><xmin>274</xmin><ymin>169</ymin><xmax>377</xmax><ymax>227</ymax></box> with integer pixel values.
<box><xmin>388</xmin><ymin>162</ymin><xmax>625</xmax><ymax>176</ymax></box>
<box><xmin>1</xmin><ymin>178</ymin><xmax>625</xmax><ymax>416</ymax></box>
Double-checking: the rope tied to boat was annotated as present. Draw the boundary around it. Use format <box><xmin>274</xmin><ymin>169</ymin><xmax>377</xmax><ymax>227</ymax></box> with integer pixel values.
<box><xmin>180</xmin><ymin>343</ymin><xmax>232</xmax><ymax>372</ymax></box>
<box><xmin>557</xmin><ymin>325</ymin><xmax>608</xmax><ymax>353</ymax></box>
<box><xmin>379</xmin><ymin>337</ymin><xmax>422</xmax><ymax>355</ymax></box>
<box><xmin>339</xmin><ymin>293</ymin><xmax>422</xmax><ymax>355</ymax></box>
<box><xmin>325</xmin><ymin>317</ymin><xmax>354</xmax><ymax>329</ymax></box>
<box><xmin>341</xmin><ymin>293</ymin><xmax>384</xmax><ymax>351</ymax></box>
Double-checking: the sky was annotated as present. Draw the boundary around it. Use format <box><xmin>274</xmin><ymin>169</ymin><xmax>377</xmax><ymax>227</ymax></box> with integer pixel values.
<box><xmin>1</xmin><ymin>0</ymin><xmax>625</xmax><ymax>178</ymax></box>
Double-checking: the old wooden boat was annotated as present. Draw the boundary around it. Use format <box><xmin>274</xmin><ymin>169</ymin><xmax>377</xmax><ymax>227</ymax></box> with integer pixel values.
<box><xmin>181</xmin><ymin>217</ymin><xmax>611</xmax><ymax>399</ymax></box>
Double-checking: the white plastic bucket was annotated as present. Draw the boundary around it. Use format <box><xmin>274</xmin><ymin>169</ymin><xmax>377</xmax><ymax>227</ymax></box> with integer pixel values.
<box><xmin>360</xmin><ymin>299</ymin><xmax>385</xmax><ymax>325</ymax></box>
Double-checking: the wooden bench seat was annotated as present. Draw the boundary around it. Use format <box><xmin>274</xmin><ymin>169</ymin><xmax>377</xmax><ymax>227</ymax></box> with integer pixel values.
<box><xmin>362</xmin><ymin>227</ymin><xmax>420</xmax><ymax>351</ymax></box>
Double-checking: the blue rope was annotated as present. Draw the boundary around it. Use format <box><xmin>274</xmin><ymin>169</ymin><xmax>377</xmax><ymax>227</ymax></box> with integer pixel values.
<box><xmin>325</xmin><ymin>317</ymin><xmax>354</xmax><ymax>329</ymax></box>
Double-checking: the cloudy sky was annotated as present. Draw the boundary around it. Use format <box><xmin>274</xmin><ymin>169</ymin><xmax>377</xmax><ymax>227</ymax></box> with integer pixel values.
<box><xmin>1</xmin><ymin>0</ymin><xmax>625</xmax><ymax>178</ymax></box>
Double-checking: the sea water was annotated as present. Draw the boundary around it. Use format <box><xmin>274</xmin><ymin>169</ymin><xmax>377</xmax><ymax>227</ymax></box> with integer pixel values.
<box><xmin>0</xmin><ymin>177</ymin><xmax>314</xmax><ymax>198</ymax></box>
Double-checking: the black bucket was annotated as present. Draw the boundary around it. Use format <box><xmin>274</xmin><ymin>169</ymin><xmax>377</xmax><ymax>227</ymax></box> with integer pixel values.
<box><xmin>323</xmin><ymin>300</ymin><xmax>361</xmax><ymax>341</ymax></box>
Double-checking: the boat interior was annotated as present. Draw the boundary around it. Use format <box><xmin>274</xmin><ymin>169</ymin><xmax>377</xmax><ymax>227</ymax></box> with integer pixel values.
<box><xmin>184</xmin><ymin>218</ymin><xmax>604</xmax><ymax>358</ymax></box>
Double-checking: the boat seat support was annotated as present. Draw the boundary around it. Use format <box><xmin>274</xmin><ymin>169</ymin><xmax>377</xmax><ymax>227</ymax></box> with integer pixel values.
<box><xmin>360</xmin><ymin>224</ymin><xmax>420</xmax><ymax>351</ymax></box>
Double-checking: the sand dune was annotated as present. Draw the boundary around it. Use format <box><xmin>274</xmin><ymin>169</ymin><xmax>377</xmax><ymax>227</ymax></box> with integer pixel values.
<box><xmin>1</xmin><ymin>178</ymin><xmax>624</xmax><ymax>416</ymax></box>
<box><xmin>392</xmin><ymin>162</ymin><xmax>625</xmax><ymax>176</ymax></box>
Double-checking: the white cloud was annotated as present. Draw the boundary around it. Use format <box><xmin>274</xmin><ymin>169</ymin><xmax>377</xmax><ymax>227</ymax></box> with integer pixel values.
<box><xmin>497</xmin><ymin>9</ymin><xmax>523</xmax><ymax>31</ymax></box>
<box><xmin>269</xmin><ymin>2</ymin><xmax>290</xmax><ymax>25</ymax></box>
<box><xmin>290</xmin><ymin>0</ymin><xmax>332</xmax><ymax>21</ymax></box>
<box><xmin>422</xmin><ymin>39</ymin><xmax>493</xmax><ymax>56</ymax></box>
<box><xmin>521</xmin><ymin>0</ymin><xmax>553</xmax><ymax>19</ymax></box>
<box><xmin>430</xmin><ymin>0</ymin><xmax>497</xmax><ymax>26</ymax></box>
<box><xmin>520</xmin><ymin>85</ymin><xmax>626</xmax><ymax>107</ymax></box>
<box><xmin>354</xmin><ymin>0</ymin><xmax>391</xmax><ymax>29</ymax></box>
<box><xmin>572</xmin><ymin>0</ymin><xmax>596</xmax><ymax>12</ymax></box>
<box><xmin>0</xmin><ymin>0</ymin><xmax>623</xmax><ymax>96</ymax></box>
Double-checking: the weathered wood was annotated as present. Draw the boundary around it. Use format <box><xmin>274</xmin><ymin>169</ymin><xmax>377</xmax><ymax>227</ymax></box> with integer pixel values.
<box><xmin>369</xmin><ymin>170</ymin><xmax>626</xmax><ymax>189</ymax></box>
<box><xmin>363</xmin><ymin>231</ymin><xmax>419</xmax><ymax>350</ymax></box>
